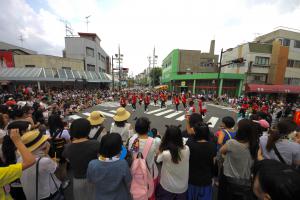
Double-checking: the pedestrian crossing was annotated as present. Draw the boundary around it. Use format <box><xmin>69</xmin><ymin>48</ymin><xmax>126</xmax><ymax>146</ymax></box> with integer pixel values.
<box><xmin>68</xmin><ymin>107</ymin><xmax>219</xmax><ymax>128</ymax></box>
<box><xmin>207</xmin><ymin>103</ymin><xmax>239</xmax><ymax>113</ymax></box>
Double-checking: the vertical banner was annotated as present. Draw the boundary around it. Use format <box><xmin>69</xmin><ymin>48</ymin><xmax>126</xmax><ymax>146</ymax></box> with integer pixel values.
<box><xmin>0</xmin><ymin>51</ymin><xmax>14</xmax><ymax>68</ymax></box>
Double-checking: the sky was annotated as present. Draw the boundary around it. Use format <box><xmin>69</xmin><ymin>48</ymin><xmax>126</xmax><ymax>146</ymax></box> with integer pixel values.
<box><xmin>1</xmin><ymin>0</ymin><xmax>300</xmax><ymax>75</ymax></box>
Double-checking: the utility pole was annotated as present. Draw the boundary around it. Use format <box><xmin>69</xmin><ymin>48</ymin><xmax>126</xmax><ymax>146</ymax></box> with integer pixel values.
<box><xmin>112</xmin><ymin>55</ymin><xmax>115</xmax><ymax>91</ymax></box>
<box><xmin>216</xmin><ymin>48</ymin><xmax>223</xmax><ymax>98</ymax></box>
<box><xmin>148</xmin><ymin>46</ymin><xmax>158</xmax><ymax>88</ymax></box>
<box><xmin>118</xmin><ymin>45</ymin><xmax>121</xmax><ymax>91</ymax></box>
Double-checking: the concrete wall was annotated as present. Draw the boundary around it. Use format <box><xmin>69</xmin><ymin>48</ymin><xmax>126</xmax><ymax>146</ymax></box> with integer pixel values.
<box><xmin>178</xmin><ymin>50</ymin><xmax>218</xmax><ymax>73</ymax></box>
<box><xmin>14</xmin><ymin>55</ymin><xmax>84</xmax><ymax>71</ymax></box>
<box><xmin>285</xmin><ymin>67</ymin><xmax>300</xmax><ymax>78</ymax></box>
<box><xmin>65</xmin><ymin>37</ymin><xmax>109</xmax><ymax>73</ymax></box>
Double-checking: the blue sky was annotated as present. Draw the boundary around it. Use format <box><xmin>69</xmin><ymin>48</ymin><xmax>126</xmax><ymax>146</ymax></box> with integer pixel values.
<box><xmin>1</xmin><ymin>0</ymin><xmax>300</xmax><ymax>75</ymax></box>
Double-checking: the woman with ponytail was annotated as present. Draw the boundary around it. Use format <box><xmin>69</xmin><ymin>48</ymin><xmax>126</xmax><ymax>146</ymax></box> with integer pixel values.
<box><xmin>259</xmin><ymin>119</ymin><xmax>300</xmax><ymax>166</ymax></box>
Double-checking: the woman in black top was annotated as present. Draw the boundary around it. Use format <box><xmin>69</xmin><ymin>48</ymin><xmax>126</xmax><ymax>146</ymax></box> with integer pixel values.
<box><xmin>186</xmin><ymin>122</ymin><xmax>216</xmax><ymax>200</ymax></box>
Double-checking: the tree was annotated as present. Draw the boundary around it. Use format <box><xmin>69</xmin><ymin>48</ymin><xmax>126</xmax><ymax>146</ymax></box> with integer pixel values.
<box><xmin>150</xmin><ymin>67</ymin><xmax>162</xmax><ymax>86</ymax></box>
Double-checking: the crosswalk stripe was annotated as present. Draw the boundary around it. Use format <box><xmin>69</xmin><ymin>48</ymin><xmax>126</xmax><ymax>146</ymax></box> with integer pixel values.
<box><xmin>69</xmin><ymin>115</ymin><xmax>81</xmax><ymax>120</ymax></box>
<box><xmin>146</xmin><ymin>108</ymin><xmax>167</xmax><ymax>114</ymax></box>
<box><xmin>83</xmin><ymin>112</ymin><xmax>90</xmax><ymax>116</ymax></box>
<box><xmin>176</xmin><ymin>115</ymin><xmax>186</xmax><ymax>121</ymax></box>
<box><xmin>165</xmin><ymin>111</ymin><xmax>183</xmax><ymax>118</ymax></box>
<box><xmin>207</xmin><ymin>117</ymin><xmax>219</xmax><ymax>128</ymax></box>
<box><xmin>99</xmin><ymin>111</ymin><xmax>115</xmax><ymax>118</ymax></box>
<box><xmin>110</xmin><ymin>110</ymin><xmax>116</xmax><ymax>113</ymax></box>
<box><xmin>155</xmin><ymin>109</ymin><xmax>174</xmax><ymax>116</ymax></box>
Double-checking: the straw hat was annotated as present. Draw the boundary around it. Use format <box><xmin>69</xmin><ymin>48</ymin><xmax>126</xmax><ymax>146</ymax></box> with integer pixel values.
<box><xmin>21</xmin><ymin>130</ymin><xmax>49</xmax><ymax>152</ymax></box>
<box><xmin>88</xmin><ymin>111</ymin><xmax>105</xmax><ymax>125</ymax></box>
<box><xmin>113</xmin><ymin>107</ymin><xmax>131</xmax><ymax>122</ymax></box>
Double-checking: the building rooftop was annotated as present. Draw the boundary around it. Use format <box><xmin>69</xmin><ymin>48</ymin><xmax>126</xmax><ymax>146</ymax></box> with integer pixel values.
<box><xmin>0</xmin><ymin>41</ymin><xmax>37</xmax><ymax>55</ymax></box>
<box><xmin>78</xmin><ymin>32</ymin><xmax>101</xmax><ymax>42</ymax></box>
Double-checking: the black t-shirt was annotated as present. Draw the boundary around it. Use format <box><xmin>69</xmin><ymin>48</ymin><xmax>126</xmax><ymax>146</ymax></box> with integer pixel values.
<box><xmin>63</xmin><ymin>140</ymin><xmax>100</xmax><ymax>178</ymax></box>
<box><xmin>186</xmin><ymin>139</ymin><xmax>216</xmax><ymax>186</ymax></box>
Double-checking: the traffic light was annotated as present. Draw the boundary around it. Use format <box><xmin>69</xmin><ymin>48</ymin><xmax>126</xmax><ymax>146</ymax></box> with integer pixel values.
<box><xmin>232</xmin><ymin>58</ymin><xmax>245</xmax><ymax>63</ymax></box>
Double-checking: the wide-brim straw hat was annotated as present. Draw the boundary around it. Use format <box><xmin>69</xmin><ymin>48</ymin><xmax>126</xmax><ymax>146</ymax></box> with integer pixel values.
<box><xmin>88</xmin><ymin>111</ymin><xmax>105</xmax><ymax>125</ymax></box>
<box><xmin>113</xmin><ymin>107</ymin><xmax>131</xmax><ymax>122</ymax></box>
<box><xmin>21</xmin><ymin>130</ymin><xmax>49</xmax><ymax>152</ymax></box>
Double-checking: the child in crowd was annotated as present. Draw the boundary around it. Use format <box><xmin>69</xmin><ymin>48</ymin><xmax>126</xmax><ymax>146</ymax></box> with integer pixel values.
<box><xmin>87</xmin><ymin>133</ymin><xmax>132</xmax><ymax>200</ymax></box>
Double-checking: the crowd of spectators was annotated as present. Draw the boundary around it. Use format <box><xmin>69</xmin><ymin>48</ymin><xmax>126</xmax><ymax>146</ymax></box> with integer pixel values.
<box><xmin>0</xmin><ymin>87</ymin><xmax>300</xmax><ymax>200</ymax></box>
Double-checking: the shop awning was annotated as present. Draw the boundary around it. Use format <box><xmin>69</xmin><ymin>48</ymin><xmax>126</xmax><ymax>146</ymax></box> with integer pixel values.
<box><xmin>0</xmin><ymin>67</ymin><xmax>112</xmax><ymax>83</ymax></box>
<box><xmin>246</xmin><ymin>84</ymin><xmax>300</xmax><ymax>94</ymax></box>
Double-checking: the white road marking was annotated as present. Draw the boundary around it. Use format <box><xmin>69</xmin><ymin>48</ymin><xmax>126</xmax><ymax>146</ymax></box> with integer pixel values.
<box><xmin>110</xmin><ymin>110</ymin><xmax>116</xmax><ymax>113</ymax></box>
<box><xmin>146</xmin><ymin>108</ymin><xmax>167</xmax><ymax>114</ymax></box>
<box><xmin>68</xmin><ymin>115</ymin><xmax>81</xmax><ymax>120</ymax></box>
<box><xmin>99</xmin><ymin>111</ymin><xmax>115</xmax><ymax>118</ymax></box>
<box><xmin>165</xmin><ymin>111</ymin><xmax>183</xmax><ymax>118</ymax></box>
<box><xmin>207</xmin><ymin>117</ymin><xmax>219</xmax><ymax>128</ymax></box>
<box><xmin>176</xmin><ymin>115</ymin><xmax>186</xmax><ymax>121</ymax></box>
<box><xmin>83</xmin><ymin>112</ymin><xmax>90</xmax><ymax>116</ymax></box>
<box><xmin>155</xmin><ymin>109</ymin><xmax>174</xmax><ymax>116</ymax></box>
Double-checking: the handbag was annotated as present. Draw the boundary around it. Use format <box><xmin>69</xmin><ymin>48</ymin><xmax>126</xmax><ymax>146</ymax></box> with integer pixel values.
<box><xmin>36</xmin><ymin>157</ymin><xmax>65</xmax><ymax>200</ymax></box>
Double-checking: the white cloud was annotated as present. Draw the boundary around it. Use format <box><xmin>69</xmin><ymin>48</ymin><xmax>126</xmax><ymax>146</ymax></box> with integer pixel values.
<box><xmin>1</xmin><ymin>0</ymin><xmax>300</xmax><ymax>75</ymax></box>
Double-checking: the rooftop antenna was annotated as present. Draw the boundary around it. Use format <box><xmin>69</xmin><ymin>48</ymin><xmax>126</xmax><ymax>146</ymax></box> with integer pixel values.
<box><xmin>59</xmin><ymin>19</ymin><xmax>73</xmax><ymax>36</ymax></box>
<box><xmin>18</xmin><ymin>34</ymin><xmax>24</xmax><ymax>47</ymax></box>
<box><xmin>85</xmin><ymin>15</ymin><xmax>91</xmax><ymax>32</ymax></box>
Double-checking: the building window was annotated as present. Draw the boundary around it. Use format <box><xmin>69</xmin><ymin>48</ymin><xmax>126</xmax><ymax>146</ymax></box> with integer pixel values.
<box><xmin>287</xmin><ymin>59</ymin><xmax>300</xmax><ymax>68</ymax></box>
<box><xmin>86</xmin><ymin>47</ymin><xmax>94</xmax><ymax>57</ymax></box>
<box><xmin>25</xmin><ymin>65</ymin><xmax>35</xmax><ymax>67</ymax></box>
<box><xmin>294</xmin><ymin>40</ymin><xmax>300</xmax><ymax>48</ymax></box>
<box><xmin>98</xmin><ymin>53</ymin><xmax>101</xmax><ymax>60</ymax></box>
<box><xmin>101</xmin><ymin>55</ymin><xmax>105</xmax><ymax>62</ymax></box>
<box><xmin>87</xmin><ymin>64</ymin><xmax>95</xmax><ymax>71</ymax></box>
<box><xmin>254</xmin><ymin>56</ymin><xmax>270</xmax><ymax>66</ymax></box>
<box><xmin>282</xmin><ymin>38</ymin><xmax>290</xmax><ymax>47</ymax></box>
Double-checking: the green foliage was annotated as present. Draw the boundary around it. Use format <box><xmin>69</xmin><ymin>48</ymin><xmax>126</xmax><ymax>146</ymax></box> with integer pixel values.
<box><xmin>150</xmin><ymin>67</ymin><xmax>162</xmax><ymax>86</ymax></box>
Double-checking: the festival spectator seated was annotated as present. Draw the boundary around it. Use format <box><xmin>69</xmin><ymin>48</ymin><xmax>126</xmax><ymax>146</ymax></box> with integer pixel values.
<box><xmin>259</xmin><ymin>119</ymin><xmax>300</xmax><ymax>167</ymax></box>
<box><xmin>156</xmin><ymin>125</ymin><xmax>190</xmax><ymax>199</ymax></box>
<box><xmin>186</xmin><ymin>122</ymin><xmax>216</xmax><ymax>200</ymax></box>
<box><xmin>0</xmin><ymin>129</ymin><xmax>35</xmax><ymax>200</ymax></box>
<box><xmin>87</xmin><ymin>133</ymin><xmax>132</xmax><ymax>200</ymax></box>
<box><xmin>63</xmin><ymin>118</ymin><xmax>100</xmax><ymax>200</ymax></box>
<box><xmin>110</xmin><ymin>107</ymin><xmax>133</xmax><ymax>144</ymax></box>
<box><xmin>87</xmin><ymin>111</ymin><xmax>107</xmax><ymax>143</ymax></box>
<box><xmin>252</xmin><ymin>159</ymin><xmax>300</xmax><ymax>200</ymax></box>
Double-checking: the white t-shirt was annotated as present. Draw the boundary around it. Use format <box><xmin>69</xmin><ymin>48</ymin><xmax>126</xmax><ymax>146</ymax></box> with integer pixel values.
<box><xmin>46</xmin><ymin>129</ymin><xmax>70</xmax><ymax>141</ymax></box>
<box><xmin>156</xmin><ymin>145</ymin><xmax>190</xmax><ymax>194</ymax></box>
<box><xmin>110</xmin><ymin>122</ymin><xmax>133</xmax><ymax>143</ymax></box>
<box><xmin>18</xmin><ymin>156</ymin><xmax>61</xmax><ymax>200</ymax></box>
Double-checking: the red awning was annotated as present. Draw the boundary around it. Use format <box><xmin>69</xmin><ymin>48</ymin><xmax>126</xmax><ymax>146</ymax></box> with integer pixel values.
<box><xmin>246</xmin><ymin>84</ymin><xmax>300</xmax><ymax>94</ymax></box>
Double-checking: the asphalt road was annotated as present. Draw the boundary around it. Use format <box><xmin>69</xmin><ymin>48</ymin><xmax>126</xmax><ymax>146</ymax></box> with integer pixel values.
<box><xmin>69</xmin><ymin>100</ymin><xmax>239</xmax><ymax>136</ymax></box>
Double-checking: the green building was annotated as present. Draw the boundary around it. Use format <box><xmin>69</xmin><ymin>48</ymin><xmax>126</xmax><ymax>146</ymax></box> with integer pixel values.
<box><xmin>161</xmin><ymin>47</ymin><xmax>245</xmax><ymax>97</ymax></box>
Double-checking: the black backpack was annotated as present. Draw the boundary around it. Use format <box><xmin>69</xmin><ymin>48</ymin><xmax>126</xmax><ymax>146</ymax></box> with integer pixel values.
<box><xmin>48</xmin><ymin>129</ymin><xmax>66</xmax><ymax>159</ymax></box>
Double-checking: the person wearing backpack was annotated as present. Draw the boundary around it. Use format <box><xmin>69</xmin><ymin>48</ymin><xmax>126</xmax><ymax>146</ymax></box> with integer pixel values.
<box><xmin>215</xmin><ymin>116</ymin><xmax>236</xmax><ymax>150</ymax></box>
<box><xmin>47</xmin><ymin>113</ymin><xmax>70</xmax><ymax>188</ymax></box>
<box><xmin>87</xmin><ymin>111</ymin><xmax>107</xmax><ymax>143</ymax></box>
<box><xmin>87</xmin><ymin>133</ymin><xmax>132</xmax><ymax>200</ymax></box>
<box><xmin>155</xmin><ymin>125</ymin><xmax>190</xmax><ymax>200</ymax></box>
<box><xmin>127</xmin><ymin>117</ymin><xmax>161</xmax><ymax>200</ymax></box>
